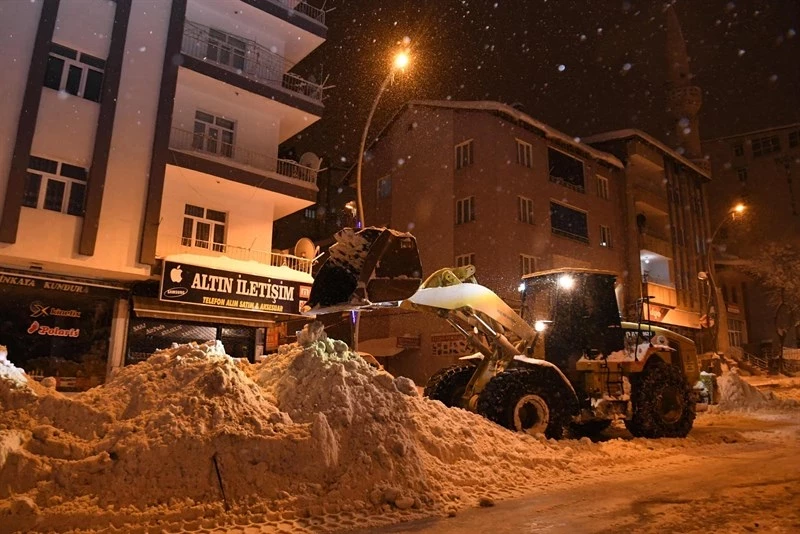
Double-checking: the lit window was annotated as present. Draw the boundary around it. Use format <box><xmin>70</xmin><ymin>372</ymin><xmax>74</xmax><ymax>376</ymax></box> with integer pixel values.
<box><xmin>304</xmin><ymin>208</ymin><xmax>316</xmax><ymax>219</ymax></box>
<box><xmin>456</xmin><ymin>196</ymin><xmax>475</xmax><ymax>224</ymax></box>
<box><xmin>182</xmin><ymin>204</ymin><xmax>226</xmax><ymax>252</ymax></box>
<box><xmin>518</xmin><ymin>196</ymin><xmax>534</xmax><ymax>224</ymax></box>
<box><xmin>597</xmin><ymin>176</ymin><xmax>609</xmax><ymax>200</ymax></box>
<box><xmin>600</xmin><ymin>225</ymin><xmax>612</xmax><ymax>248</ymax></box>
<box><xmin>455</xmin><ymin>253</ymin><xmax>475</xmax><ymax>267</ymax></box>
<box><xmin>516</xmin><ymin>139</ymin><xmax>532</xmax><ymax>168</ymax></box>
<box><xmin>43</xmin><ymin>43</ymin><xmax>104</xmax><ymax>103</ymax></box>
<box><xmin>455</xmin><ymin>140</ymin><xmax>474</xmax><ymax>170</ymax></box>
<box><xmin>23</xmin><ymin>155</ymin><xmax>87</xmax><ymax>216</ymax></box>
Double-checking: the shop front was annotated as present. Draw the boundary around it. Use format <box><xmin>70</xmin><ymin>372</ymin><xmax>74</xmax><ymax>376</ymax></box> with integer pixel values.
<box><xmin>126</xmin><ymin>257</ymin><xmax>313</xmax><ymax>364</ymax></box>
<box><xmin>0</xmin><ymin>270</ymin><xmax>127</xmax><ymax>390</ymax></box>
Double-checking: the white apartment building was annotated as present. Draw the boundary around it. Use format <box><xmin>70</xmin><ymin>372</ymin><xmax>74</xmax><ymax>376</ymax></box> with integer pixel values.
<box><xmin>0</xmin><ymin>0</ymin><xmax>326</xmax><ymax>389</ymax></box>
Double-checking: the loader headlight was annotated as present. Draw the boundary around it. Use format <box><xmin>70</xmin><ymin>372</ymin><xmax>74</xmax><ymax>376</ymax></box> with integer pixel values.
<box><xmin>518</xmin><ymin>282</ymin><xmax>526</xmax><ymax>292</ymax></box>
<box><xmin>534</xmin><ymin>320</ymin><xmax>547</xmax><ymax>332</ymax></box>
<box><xmin>558</xmin><ymin>274</ymin><xmax>575</xmax><ymax>290</ymax></box>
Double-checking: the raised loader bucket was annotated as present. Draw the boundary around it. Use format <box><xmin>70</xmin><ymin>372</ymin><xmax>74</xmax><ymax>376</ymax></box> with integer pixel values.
<box><xmin>304</xmin><ymin>227</ymin><xmax>423</xmax><ymax>314</ymax></box>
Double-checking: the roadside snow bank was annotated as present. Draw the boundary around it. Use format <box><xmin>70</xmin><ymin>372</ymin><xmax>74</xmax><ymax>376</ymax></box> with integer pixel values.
<box><xmin>717</xmin><ymin>368</ymin><xmax>799</xmax><ymax>411</ymax></box>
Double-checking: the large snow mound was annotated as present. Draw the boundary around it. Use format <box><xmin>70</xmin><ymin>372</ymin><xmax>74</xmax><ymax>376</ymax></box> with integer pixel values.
<box><xmin>717</xmin><ymin>368</ymin><xmax>799</xmax><ymax>411</ymax></box>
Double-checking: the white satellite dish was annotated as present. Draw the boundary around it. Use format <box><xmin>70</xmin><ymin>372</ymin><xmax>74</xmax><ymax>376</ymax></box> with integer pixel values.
<box><xmin>294</xmin><ymin>237</ymin><xmax>319</xmax><ymax>259</ymax></box>
<box><xmin>299</xmin><ymin>152</ymin><xmax>322</xmax><ymax>171</ymax></box>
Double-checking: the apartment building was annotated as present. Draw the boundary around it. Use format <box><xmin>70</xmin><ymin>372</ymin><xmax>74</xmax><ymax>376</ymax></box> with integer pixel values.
<box><xmin>355</xmin><ymin>100</ymin><xmax>627</xmax><ymax>383</ymax></box>
<box><xmin>584</xmin><ymin>130</ymin><xmax>712</xmax><ymax>346</ymax></box>
<box><xmin>0</xmin><ymin>0</ymin><xmax>326</xmax><ymax>389</ymax></box>
<box><xmin>702</xmin><ymin>124</ymin><xmax>800</xmax><ymax>354</ymax></box>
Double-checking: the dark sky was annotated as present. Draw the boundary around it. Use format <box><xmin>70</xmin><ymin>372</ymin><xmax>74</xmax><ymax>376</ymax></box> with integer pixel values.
<box><xmin>289</xmin><ymin>0</ymin><xmax>800</xmax><ymax>162</ymax></box>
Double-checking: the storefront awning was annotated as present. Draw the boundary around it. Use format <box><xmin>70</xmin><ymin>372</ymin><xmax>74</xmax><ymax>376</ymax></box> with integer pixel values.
<box><xmin>661</xmin><ymin>308</ymin><xmax>701</xmax><ymax>330</ymax></box>
<box><xmin>132</xmin><ymin>297</ymin><xmax>276</xmax><ymax>328</ymax></box>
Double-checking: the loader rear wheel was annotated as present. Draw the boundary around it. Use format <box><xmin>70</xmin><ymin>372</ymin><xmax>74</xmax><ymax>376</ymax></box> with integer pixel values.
<box><xmin>476</xmin><ymin>369</ymin><xmax>569</xmax><ymax>439</ymax></box>
<box><xmin>625</xmin><ymin>363</ymin><xmax>696</xmax><ymax>438</ymax></box>
<box><xmin>423</xmin><ymin>363</ymin><xmax>476</xmax><ymax>408</ymax></box>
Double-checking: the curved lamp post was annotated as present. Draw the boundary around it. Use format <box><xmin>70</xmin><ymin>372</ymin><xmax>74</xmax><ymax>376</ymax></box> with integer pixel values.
<box><xmin>354</xmin><ymin>50</ymin><xmax>411</xmax><ymax>228</ymax></box>
<box><xmin>703</xmin><ymin>202</ymin><xmax>746</xmax><ymax>354</ymax></box>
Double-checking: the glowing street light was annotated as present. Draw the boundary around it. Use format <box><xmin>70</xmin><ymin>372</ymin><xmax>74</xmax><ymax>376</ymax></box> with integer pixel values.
<box><xmin>354</xmin><ymin>48</ymin><xmax>413</xmax><ymax>229</ymax></box>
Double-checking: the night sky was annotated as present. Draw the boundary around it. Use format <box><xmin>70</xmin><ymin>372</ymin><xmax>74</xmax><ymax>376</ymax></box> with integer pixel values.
<box><xmin>289</xmin><ymin>0</ymin><xmax>799</xmax><ymax>163</ymax></box>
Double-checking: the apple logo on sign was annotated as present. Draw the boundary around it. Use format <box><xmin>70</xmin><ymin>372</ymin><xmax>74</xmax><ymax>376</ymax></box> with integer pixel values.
<box><xmin>170</xmin><ymin>265</ymin><xmax>183</xmax><ymax>283</ymax></box>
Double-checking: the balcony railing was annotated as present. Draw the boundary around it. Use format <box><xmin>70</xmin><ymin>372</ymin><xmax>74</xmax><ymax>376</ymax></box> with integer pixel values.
<box><xmin>157</xmin><ymin>234</ymin><xmax>313</xmax><ymax>275</ymax></box>
<box><xmin>643</xmin><ymin>281</ymin><xmax>677</xmax><ymax>307</ymax></box>
<box><xmin>169</xmin><ymin>127</ymin><xmax>319</xmax><ymax>186</ymax></box>
<box><xmin>181</xmin><ymin>20</ymin><xmax>324</xmax><ymax>104</ymax></box>
<box><xmin>549</xmin><ymin>175</ymin><xmax>585</xmax><ymax>194</ymax></box>
<box><xmin>275</xmin><ymin>0</ymin><xmax>326</xmax><ymax>25</ymax></box>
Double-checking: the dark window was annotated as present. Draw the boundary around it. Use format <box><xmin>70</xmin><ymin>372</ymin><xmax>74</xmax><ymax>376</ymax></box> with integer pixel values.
<box><xmin>456</xmin><ymin>196</ymin><xmax>475</xmax><ymax>224</ymax></box>
<box><xmin>378</xmin><ymin>176</ymin><xmax>392</xmax><ymax>199</ymax></box>
<box><xmin>195</xmin><ymin>221</ymin><xmax>210</xmax><ymax>248</ymax></box>
<box><xmin>548</xmin><ymin>148</ymin><xmax>585</xmax><ymax>192</ymax></box>
<box><xmin>67</xmin><ymin>182</ymin><xmax>86</xmax><ymax>216</ymax></box>
<box><xmin>43</xmin><ymin>180</ymin><xmax>65</xmax><ymax>212</ymax></box>
<box><xmin>43</xmin><ymin>56</ymin><xmax>64</xmax><ymax>90</ymax></box>
<box><xmin>751</xmin><ymin>136</ymin><xmax>781</xmax><ymax>157</ymax></box>
<box><xmin>185</xmin><ymin>204</ymin><xmax>205</xmax><ymax>217</ymax></box>
<box><xmin>789</xmin><ymin>131</ymin><xmax>799</xmax><ymax>148</ymax></box>
<box><xmin>206</xmin><ymin>209</ymin><xmax>226</xmax><ymax>223</ymax></box>
<box><xmin>23</xmin><ymin>173</ymin><xmax>42</xmax><ymax>208</ymax></box>
<box><xmin>181</xmin><ymin>218</ymin><xmax>194</xmax><ymax>246</ymax></box>
<box><xmin>78</xmin><ymin>52</ymin><xmax>105</xmax><ymax>70</ymax></box>
<box><xmin>550</xmin><ymin>201</ymin><xmax>589</xmax><ymax>242</ymax></box>
<box><xmin>65</xmin><ymin>64</ymin><xmax>82</xmax><ymax>95</ymax></box>
<box><xmin>50</xmin><ymin>43</ymin><xmax>77</xmax><ymax>59</ymax></box>
<box><xmin>29</xmin><ymin>156</ymin><xmax>58</xmax><ymax>174</ymax></box>
<box><xmin>83</xmin><ymin>69</ymin><xmax>103</xmax><ymax>102</ymax></box>
<box><xmin>736</xmin><ymin>168</ymin><xmax>748</xmax><ymax>183</ymax></box>
<box><xmin>732</xmin><ymin>143</ymin><xmax>744</xmax><ymax>157</ymax></box>
<box><xmin>60</xmin><ymin>163</ymin><xmax>88</xmax><ymax>181</ymax></box>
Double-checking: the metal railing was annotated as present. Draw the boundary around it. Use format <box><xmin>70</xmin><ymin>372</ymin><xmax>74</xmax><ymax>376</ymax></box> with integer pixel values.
<box><xmin>158</xmin><ymin>235</ymin><xmax>313</xmax><ymax>275</ymax></box>
<box><xmin>181</xmin><ymin>20</ymin><xmax>324</xmax><ymax>104</ymax></box>
<box><xmin>275</xmin><ymin>0</ymin><xmax>326</xmax><ymax>25</ymax></box>
<box><xmin>169</xmin><ymin>127</ymin><xmax>319</xmax><ymax>186</ymax></box>
<box><xmin>729</xmin><ymin>346</ymin><xmax>769</xmax><ymax>371</ymax></box>
<box><xmin>549</xmin><ymin>175</ymin><xmax>586</xmax><ymax>193</ymax></box>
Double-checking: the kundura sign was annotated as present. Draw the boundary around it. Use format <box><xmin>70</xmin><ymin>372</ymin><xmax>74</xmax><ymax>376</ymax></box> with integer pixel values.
<box><xmin>160</xmin><ymin>260</ymin><xmax>310</xmax><ymax>315</ymax></box>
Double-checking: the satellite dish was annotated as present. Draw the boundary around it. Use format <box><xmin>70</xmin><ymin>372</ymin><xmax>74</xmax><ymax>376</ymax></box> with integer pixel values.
<box><xmin>299</xmin><ymin>152</ymin><xmax>322</xmax><ymax>171</ymax></box>
<box><xmin>294</xmin><ymin>237</ymin><xmax>319</xmax><ymax>259</ymax></box>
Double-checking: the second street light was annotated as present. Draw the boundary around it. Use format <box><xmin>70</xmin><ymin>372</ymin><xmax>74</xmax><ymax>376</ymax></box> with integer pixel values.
<box><xmin>702</xmin><ymin>202</ymin><xmax>746</xmax><ymax>354</ymax></box>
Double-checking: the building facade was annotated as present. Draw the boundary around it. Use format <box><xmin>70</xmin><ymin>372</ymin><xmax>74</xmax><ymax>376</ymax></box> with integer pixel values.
<box><xmin>0</xmin><ymin>0</ymin><xmax>326</xmax><ymax>389</ymax></box>
<box><xmin>702</xmin><ymin>124</ymin><xmax>800</xmax><ymax>355</ymax></box>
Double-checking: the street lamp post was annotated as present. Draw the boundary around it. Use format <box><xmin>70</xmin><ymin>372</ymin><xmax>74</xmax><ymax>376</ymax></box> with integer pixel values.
<box><xmin>351</xmin><ymin>49</ymin><xmax>411</xmax><ymax>350</ymax></box>
<box><xmin>704</xmin><ymin>202</ymin><xmax>746</xmax><ymax>354</ymax></box>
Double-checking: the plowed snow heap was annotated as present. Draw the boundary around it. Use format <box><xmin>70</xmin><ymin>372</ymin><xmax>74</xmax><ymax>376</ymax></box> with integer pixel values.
<box><xmin>0</xmin><ymin>323</ymin><xmax>592</xmax><ymax>532</ymax></box>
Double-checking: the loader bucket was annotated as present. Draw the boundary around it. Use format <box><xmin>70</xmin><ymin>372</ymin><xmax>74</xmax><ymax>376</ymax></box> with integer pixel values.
<box><xmin>303</xmin><ymin>227</ymin><xmax>423</xmax><ymax>314</ymax></box>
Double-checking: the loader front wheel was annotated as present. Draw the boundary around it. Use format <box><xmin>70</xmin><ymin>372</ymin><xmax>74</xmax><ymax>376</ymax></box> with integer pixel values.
<box><xmin>625</xmin><ymin>363</ymin><xmax>695</xmax><ymax>438</ymax></box>
<box><xmin>423</xmin><ymin>363</ymin><xmax>476</xmax><ymax>409</ymax></box>
<box><xmin>476</xmin><ymin>369</ymin><xmax>569</xmax><ymax>439</ymax></box>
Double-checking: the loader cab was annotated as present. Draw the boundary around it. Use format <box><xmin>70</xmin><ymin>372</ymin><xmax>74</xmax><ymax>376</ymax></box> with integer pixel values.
<box><xmin>520</xmin><ymin>269</ymin><xmax>625</xmax><ymax>375</ymax></box>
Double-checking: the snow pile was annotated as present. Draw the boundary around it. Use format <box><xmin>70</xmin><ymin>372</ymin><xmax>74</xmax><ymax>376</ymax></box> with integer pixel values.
<box><xmin>0</xmin><ymin>346</ymin><xmax>27</xmax><ymax>386</ymax></box>
<box><xmin>716</xmin><ymin>368</ymin><xmax>799</xmax><ymax>411</ymax></box>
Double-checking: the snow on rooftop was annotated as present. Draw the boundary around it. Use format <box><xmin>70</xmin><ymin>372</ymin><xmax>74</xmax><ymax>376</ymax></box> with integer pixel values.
<box><xmin>581</xmin><ymin>128</ymin><xmax>711</xmax><ymax>178</ymax></box>
<box><xmin>166</xmin><ymin>253</ymin><xmax>314</xmax><ymax>284</ymax></box>
<box><xmin>406</xmin><ymin>100</ymin><xmax>625</xmax><ymax>169</ymax></box>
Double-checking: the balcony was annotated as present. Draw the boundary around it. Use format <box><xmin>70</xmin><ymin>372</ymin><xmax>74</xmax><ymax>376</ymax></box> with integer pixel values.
<box><xmin>169</xmin><ymin>127</ymin><xmax>319</xmax><ymax>186</ymax></box>
<box><xmin>157</xmin><ymin>234</ymin><xmax>313</xmax><ymax>275</ymax></box>
<box><xmin>549</xmin><ymin>175</ymin><xmax>585</xmax><ymax>194</ymax></box>
<box><xmin>643</xmin><ymin>281</ymin><xmax>677</xmax><ymax>307</ymax></box>
<box><xmin>276</xmin><ymin>0</ymin><xmax>326</xmax><ymax>25</ymax></box>
<box><xmin>181</xmin><ymin>20</ymin><xmax>324</xmax><ymax>104</ymax></box>
<box><xmin>640</xmin><ymin>233</ymin><xmax>672</xmax><ymax>258</ymax></box>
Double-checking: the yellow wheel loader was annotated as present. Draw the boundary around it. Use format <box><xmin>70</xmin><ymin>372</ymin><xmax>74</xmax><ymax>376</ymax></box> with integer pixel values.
<box><xmin>305</xmin><ymin>227</ymin><xmax>704</xmax><ymax>439</ymax></box>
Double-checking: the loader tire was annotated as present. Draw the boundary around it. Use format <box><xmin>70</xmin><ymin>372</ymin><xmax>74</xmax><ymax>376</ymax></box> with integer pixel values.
<box><xmin>423</xmin><ymin>363</ymin><xmax>476</xmax><ymax>408</ymax></box>
<box><xmin>476</xmin><ymin>368</ymin><xmax>570</xmax><ymax>439</ymax></box>
<box><xmin>625</xmin><ymin>363</ymin><xmax>696</xmax><ymax>438</ymax></box>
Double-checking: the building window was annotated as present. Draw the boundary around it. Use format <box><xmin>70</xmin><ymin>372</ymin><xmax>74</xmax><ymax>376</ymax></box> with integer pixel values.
<box><xmin>206</xmin><ymin>28</ymin><xmax>247</xmax><ymax>71</ymax></box>
<box><xmin>23</xmin><ymin>155</ymin><xmax>87</xmax><ymax>216</ymax></box>
<box><xmin>192</xmin><ymin>111</ymin><xmax>235</xmax><ymax>158</ymax></box>
<box><xmin>455</xmin><ymin>140</ymin><xmax>474</xmax><ymax>170</ymax></box>
<box><xmin>455</xmin><ymin>253</ymin><xmax>475</xmax><ymax>267</ymax></box>
<box><xmin>518</xmin><ymin>196</ymin><xmax>534</xmax><ymax>224</ymax></box>
<box><xmin>377</xmin><ymin>176</ymin><xmax>392</xmax><ymax>199</ymax></box>
<box><xmin>520</xmin><ymin>254</ymin><xmax>538</xmax><ymax>276</ymax></box>
<box><xmin>732</xmin><ymin>143</ymin><xmax>744</xmax><ymax>157</ymax></box>
<box><xmin>304</xmin><ymin>208</ymin><xmax>316</xmax><ymax>219</ymax></box>
<box><xmin>751</xmin><ymin>135</ymin><xmax>781</xmax><ymax>157</ymax></box>
<box><xmin>549</xmin><ymin>201</ymin><xmax>589</xmax><ymax>243</ymax></box>
<box><xmin>728</xmin><ymin>318</ymin><xmax>744</xmax><ymax>348</ymax></box>
<box><xmin>599</xmin><ymin>225</ymin><xmax>612</xmax><ymax>247</ymax></box>
<box><xmin>516</xmin><ymin>139</ymin><xmax>532</xmax><ymax>168</ymax></box>
<box><xmin>43</xmin><ymin>43</ymin><xmax>104</xmax><ymax>103</ymax></box>
<box><xmin>182</xmin><ymin>204</ymin><xmax>226</xmax><ymax>252</ymax></box>
<box><xmin>789</xmin><ymin>131</ymin><xmax>799</xmax><ymax>148</ymax></box>
<box><xmin>548</xmin><ymin>148</ymin><xmax>585</xmax><ymax>192</ymax></box>
<box><xmin>596</xmin><ymin>176</ymin><xmax>609</xmax><ymax>200</ymax></box>
<box><xmin>456</xmin><ymin>196</ymin><xmax>475</xmax><ymax>224</ymax></box>
<box><xmin>736</xmin><ymin>168</ymin><xmax>748</xmax><ymax>183</ymax></box>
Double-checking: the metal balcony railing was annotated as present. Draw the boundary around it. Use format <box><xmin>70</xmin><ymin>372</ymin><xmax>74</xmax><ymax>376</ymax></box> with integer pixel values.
<box><xmin>275</xmin><ymin>0</ymin><xmax>326</xmax><ymax>24</ymax></box>
<box><xmin>157</xmin><ymin>235</ymin><xmax>313</xmax><ymax>275</ymax></box>
<box><xmin>169</xmin><ymin>127</ymin><xmax>319</xmax><ymax>186</ymax></box>
<box><xmin>181</xmin><ymin>20</ymin><xmax>324</xmax><ymax>104</ymax></box>
<box><xmin>549</xmin><ymin>174</ymin><xmax>586</xmax><ymax>193</ymax></box>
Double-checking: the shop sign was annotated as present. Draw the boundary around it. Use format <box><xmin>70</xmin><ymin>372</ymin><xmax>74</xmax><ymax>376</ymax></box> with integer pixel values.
<box><xmin>431</xmin><ymin>332</ymin><xmax>470</xmax><ymax>357</ymax></box>
<box><xmin>161</xmin><ymin>260</ymin><xmax>311</xmax><ymax>315</ymax></box>
<box><xmin>727</xmin><ymin>303</ymin><xmax>740</xmax><ymax>314</ymax></box>
<box><xmin>0</xmin><ymin>274</ymin><xmax>93</xmax><ymax>294</ymax></box>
